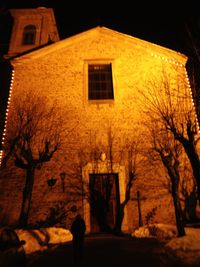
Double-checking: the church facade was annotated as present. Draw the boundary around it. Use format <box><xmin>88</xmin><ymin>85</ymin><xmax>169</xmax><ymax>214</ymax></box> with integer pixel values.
<box><xmin>0</xmin><ymin>8</ymin><xmax>196</xmax><ymax>232</ymax></box>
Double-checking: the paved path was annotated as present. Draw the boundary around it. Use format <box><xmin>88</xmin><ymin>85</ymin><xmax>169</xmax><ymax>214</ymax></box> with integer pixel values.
<box><xmin>28</xmin><ymin>234</ymin><xmax>181</xmax><ymax>267</ymax></box>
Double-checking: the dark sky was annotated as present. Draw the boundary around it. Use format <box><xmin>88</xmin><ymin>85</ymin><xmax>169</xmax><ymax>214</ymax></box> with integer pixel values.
<box><xmin>0</xmin><ymin>0</ymin><xmax>200</xmax><ymax>57</ymax></box>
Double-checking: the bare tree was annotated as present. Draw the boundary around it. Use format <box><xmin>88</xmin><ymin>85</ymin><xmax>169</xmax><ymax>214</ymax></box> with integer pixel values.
<box><xmin>2</xmin><ymin>93</ymin><xmax>65</xmax><ymax>228</ymax></box>
<box><xmin>138</xmin><ymin>67</ymin><xmax>200</xmax><ymax>205</ymax></box>
<box><xmin>145</xmin><ymin>118</ymin><xmax>185</xmax><ymax>237</ymax></box>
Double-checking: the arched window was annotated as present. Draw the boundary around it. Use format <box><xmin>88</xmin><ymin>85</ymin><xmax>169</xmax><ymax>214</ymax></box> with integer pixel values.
<box><xmin>22</xmin><ymin>25</ymin><xmax>36</xmax><ymax>45</ymax></box>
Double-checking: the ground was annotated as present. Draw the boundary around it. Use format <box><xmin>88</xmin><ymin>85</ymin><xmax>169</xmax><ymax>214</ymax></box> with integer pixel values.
<box><xmin>13</xmin><ymin>224</ymin><xmax>200</xmax><ymax>266</ymax></box>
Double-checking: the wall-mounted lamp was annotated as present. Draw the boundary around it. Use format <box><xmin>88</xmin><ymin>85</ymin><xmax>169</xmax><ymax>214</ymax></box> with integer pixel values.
<box><xmin>47</xmin><ymin>177</ymin><xmax>57</xmax><ymax>190</ymax></box>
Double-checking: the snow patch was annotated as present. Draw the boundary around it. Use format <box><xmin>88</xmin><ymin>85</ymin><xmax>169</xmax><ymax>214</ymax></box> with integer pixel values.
<box><xmin>16</xmin><ymin>227</ymin><xmax>72</xmax><ymax>254</ymax></box>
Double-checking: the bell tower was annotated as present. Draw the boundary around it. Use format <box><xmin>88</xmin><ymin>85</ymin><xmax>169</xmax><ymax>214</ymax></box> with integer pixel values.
<box><xmin>6</xmin><ymin>7</ymin><xmax>60</xmax><ymax>58</ymax></box>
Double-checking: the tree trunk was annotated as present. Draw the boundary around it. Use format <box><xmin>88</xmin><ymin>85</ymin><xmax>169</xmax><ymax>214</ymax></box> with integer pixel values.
<box><xmin>162</xmin><ymin>155</ymin><xmax>185</xmax><ymax>237</ymax></box>
<box><xmin>114</xmin><ymin>204</ymin><xmax>124</xmax><ymax>235</ymax></box>
<box><xmin>184</xmin><ymin>190</ymin><xmax>198</xmax><ymax>222</ymax></box>
<box><xmin>137</xmin><ymin>190</ymin><xmax>143</xmax><ymax>227</ymax></box>
<box><xmin>18</xmin><ymin>166</ymin><xmax>35</xmax><ymax>228</ymax></box>
<box><xmin>171</xmin><ymin>180</ymin><xmax>186</xmax><ymax>237</ymax></box>
<box><xmin>182</xmin><ymin>141</ymin><xmax>200</xmax><ymax>204</ymax></box>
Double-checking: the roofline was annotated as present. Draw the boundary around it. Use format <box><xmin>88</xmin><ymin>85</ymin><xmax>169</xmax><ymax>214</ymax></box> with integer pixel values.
<box><xmin>10</xmin><ymin>26</ymin><xmax>188</xmax><ymax>65</ymax></box>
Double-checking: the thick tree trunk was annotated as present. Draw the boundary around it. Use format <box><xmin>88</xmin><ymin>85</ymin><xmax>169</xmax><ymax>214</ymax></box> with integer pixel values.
<box><xmin>18</xmin><ymin>166</ymin><xmax>35</xmax><ymax>228</ymax></box>
<box><xmin>161</xmin><ymin>154</ymin><xmax>185</xmax><ymax>237</ymax></box>
<box><xmin>114</xmin><ymin>204</ymin><xmax>124</xmax><ymax>235</ymax></box>
<box><xmin>137</xmin><ymin>190</ymin><xmax>143</xmax><ymax>227</ymax></box>
<box><xmin>171</xmin><ymin>181</ymin><xmax>186</xmax><ymax>237</ymax></box>
<box><xmin>182</xmin><ymin>142</ymin><xmax>200</xmax><ymax>204</ymax></box>
<box><xmin>184</xmin><ymin>190</ymin><xmax>198</xmax><ymax>222</ymax></box>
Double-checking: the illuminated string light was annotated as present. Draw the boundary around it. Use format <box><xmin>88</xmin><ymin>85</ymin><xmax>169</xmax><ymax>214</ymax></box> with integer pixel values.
<box><xmin>150</xmin><ymin>52</ymin><xmax>184</xmax><ymax>67</ymax></box>
<box><xmin>184</xmin><ymin>69</ymin><xmax>200</xmax><ymax>133</ymax></box>
<box><xmin>0</xmin><ymin>69</ymin><xmax>15</xmax><ymax>166</ymax></box>
<box><xmin>151</xmin><ymin>52</ymin><xmax>199</xmax><ymax>133</ymax></box>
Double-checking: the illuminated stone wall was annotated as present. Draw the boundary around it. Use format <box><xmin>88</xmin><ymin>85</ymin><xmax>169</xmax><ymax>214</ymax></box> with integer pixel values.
<box><xmin>0</xmin><ymin>27</ymin><xmax>195</xmax><ymax>231</ymax></box>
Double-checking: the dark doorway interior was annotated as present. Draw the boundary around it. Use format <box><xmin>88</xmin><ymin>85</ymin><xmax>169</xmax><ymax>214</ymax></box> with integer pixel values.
<box><xmin>89</xmin><ymin>173</ymin><xmax>120</xmax><ymax>233</ymax></box>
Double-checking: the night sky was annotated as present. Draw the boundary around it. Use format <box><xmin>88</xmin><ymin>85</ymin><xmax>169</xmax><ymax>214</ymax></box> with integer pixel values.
<box><xmin>0</xmin><ymin>0</ymin><xmax>200</xmax><ymax>57</ymax></box>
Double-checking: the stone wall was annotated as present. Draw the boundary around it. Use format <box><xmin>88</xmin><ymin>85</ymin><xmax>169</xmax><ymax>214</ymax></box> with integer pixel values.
<box><xmin>0</xmin><ymin>28</ymin><xmax>192</xmax><ymax>231</ymax></box>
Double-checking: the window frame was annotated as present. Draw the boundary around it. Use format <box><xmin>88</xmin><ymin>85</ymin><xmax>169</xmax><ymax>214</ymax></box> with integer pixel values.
<box><xmin>85</xmin><ymin>60</ymin><xmax>115</xmax><ymax>104</ymax></box>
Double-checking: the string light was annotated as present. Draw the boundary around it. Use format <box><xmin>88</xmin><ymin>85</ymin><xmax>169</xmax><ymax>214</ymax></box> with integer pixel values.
<box><xmin>184</xmin><ymin>69</ymin><xmax>200</xmax><ymax>133</ymax></box>
<box><xmin>0</xmin><ymin>69</ymin><xmax>15</xmax><ymax>166</ymax></box>
<box><xmin>150</xmin><ymin>52</ymin><xmax>184</xmax><ymax>67</ymax></box>
<box><xmin>151</xmin><ymin>52</ymin><xmax>199</xmax><ymax>133</ymax></box>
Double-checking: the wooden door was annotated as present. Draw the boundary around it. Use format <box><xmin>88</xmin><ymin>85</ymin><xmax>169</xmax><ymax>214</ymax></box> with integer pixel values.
<box><xmin>89</xmin><ymin>173</ymin><xmax>120</xmax><ymax>233</ymax></box>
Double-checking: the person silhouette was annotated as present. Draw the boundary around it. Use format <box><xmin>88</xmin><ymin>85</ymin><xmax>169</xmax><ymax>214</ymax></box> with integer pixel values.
<box><xmin>70</xmin><ymin>214</ymin><xmax>86</xmax><ymax>263</ymax></box>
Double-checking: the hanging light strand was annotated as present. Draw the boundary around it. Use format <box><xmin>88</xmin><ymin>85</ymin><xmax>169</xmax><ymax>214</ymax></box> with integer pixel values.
<box><xmin>184</xmin><ymin>69</ymin><xmax>200</xmax><ymax>133</ymax></box>
<box><xmin>0</xmin><ymin>69</ymin><xmax>15</xmax><ymax>166</ymax></box>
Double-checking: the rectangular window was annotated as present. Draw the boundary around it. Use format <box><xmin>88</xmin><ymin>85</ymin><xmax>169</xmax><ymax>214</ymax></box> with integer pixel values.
<box><xmin>88</xmin><ymin>64</ymin><xmax>114</xmax><ymax>100</ymax></box>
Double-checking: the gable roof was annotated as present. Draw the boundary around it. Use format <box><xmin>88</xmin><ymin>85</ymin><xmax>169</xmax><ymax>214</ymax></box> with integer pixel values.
<box><xmin>11</xmin><ymin>26</ymin><xmax>188</xmax><ymax>65</ymax></box>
